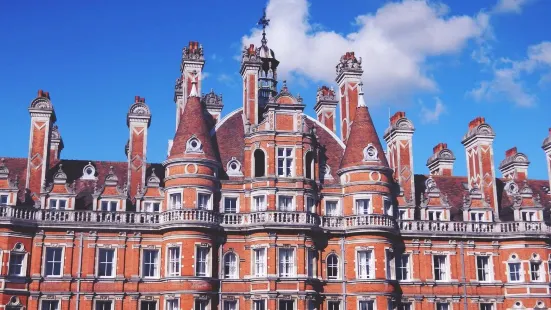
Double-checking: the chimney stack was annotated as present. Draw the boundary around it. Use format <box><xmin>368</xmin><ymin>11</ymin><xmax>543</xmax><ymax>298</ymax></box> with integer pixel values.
<box><xmin>426</xmin><ymin>143</ymin><xmax>455</xmax><ymax>176</ymax></box>
<box><xmin>499</xmin><ymin>147</ymin><xmax>529</xmax><ymax>181</ymax></box>
<box><xmin>314</xmin><ymin>86</ymin><xmax>338</xmax><ymax>133</ymax></box>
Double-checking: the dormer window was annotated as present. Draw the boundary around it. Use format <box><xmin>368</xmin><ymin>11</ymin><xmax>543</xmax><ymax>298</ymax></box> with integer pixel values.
<box><xmin>521</xmin><ymin>211</ymin><xmax>537</xmax><ymax>222</ymax></box>
<box><xmin>470</xmin><ymin>212</ymin><xmax>485</xmax><ymax>222</ymax></box>
<box><xmin>144</xmin><ymin>201</ymin><xmax>161</xmax><ymax>213</ymax></box>
<box><xmin>100</xmin><ymin>200</ymin><xmax>118</xmax><ymax>212</ymax></box>
<box><xmin>48</xmin><ymin>198</ymin><xmax>67</xmax><ymax>210</ymax></box>
<box><xmin>81</xmin><ymin>162</ymin><xmax>96</xmax><ymax>180</ymax></box>
<box><xmin>169</xmin><ymin>193</ymin><xmax>182</xmax><ymax>210</ymax></box>
<box><xmin>197</xmin><ymin>193</ymin><xmax>211</xmax><ymax>210</ymax></box>
<box><xmin>186</xmin><ymin>136</ymin><xmax>203</xmax><ymax>153</ymax></box>
<box><xmin>226</xmin><ymin>158</ymin><xmax>243</xmax><ymax>177</ymax></box>
<box><xmin>428</xmin><ymin>210</ymin><xmax>442</xmax><ymax>221</ymax></box>
<box><xmin>0</xmin><ymin>194</ymin><xmax>8</xmax><ymax>205</ymax></box>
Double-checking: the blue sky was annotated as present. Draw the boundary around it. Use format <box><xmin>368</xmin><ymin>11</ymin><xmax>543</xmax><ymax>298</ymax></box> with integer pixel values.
<box><xmin>1</xmin><ymin>0</ymin><xmax>550</xmax><ymax>180</ymax></box>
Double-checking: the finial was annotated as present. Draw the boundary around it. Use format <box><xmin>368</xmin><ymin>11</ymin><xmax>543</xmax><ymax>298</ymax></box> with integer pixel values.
<box><xmin>258</xmin><ymin>8</ymin><xmax>270</xmax><ymax>46</ymax></box>
<box><xmin>358</xmin><ymin>82</ymin><xmax>366</xmax><ymax>108</ymax></box>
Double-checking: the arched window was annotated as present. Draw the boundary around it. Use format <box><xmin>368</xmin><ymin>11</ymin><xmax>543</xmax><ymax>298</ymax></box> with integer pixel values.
<box><xmin>327</xmin><ymin>254</ymin><xmax>339</xmax><ymax>280</ymax></box>
<box><xmin>254</xmin><ymin>149</ymin><xmax>266</xmax><ymax>177</ymax></box>
<box><xmin>224</xmin><ymin>252</ymin><xmax>238</xmax><ymax>279</ymax></box>
<box><xmin>305</xmin><ymin>151</ymin><xmax>314</xmax><ymax>179</ymax></box>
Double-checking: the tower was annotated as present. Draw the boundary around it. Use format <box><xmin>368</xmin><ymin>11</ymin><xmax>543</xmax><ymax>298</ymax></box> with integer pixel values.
<box><xmin>335</xmin><ymin>52</ymin><xmax>363</xmax><ymax>144</ymax></box>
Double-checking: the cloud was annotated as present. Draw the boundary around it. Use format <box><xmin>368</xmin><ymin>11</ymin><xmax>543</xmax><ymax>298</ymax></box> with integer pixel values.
<box><xmin>419</xmin><ymin>97</ymin><xmax>446</xmax><ymax>123</ymax></box>
<box><xmin>469</xmin><ymin>41</ymin><xmax>551</xmax><ymax>107</ymax></box>
<box><xmin>202</xmin><ymin>72</ymin><xmax>210</xmax><ymax>80</ymax></box>
<box><xmin>217</xmin><ymin>73</ymin><xmax>238</xmax><ymax>87</ymax></box>
<box><xmin>493</xmin><ymin>0</ymin><xmax>531</xmax><ymax>14</ymax></box>
<box><xmin>241</xmin><ymin>0</ymin><xmax>488</xmax><ymax>105</ymax></box>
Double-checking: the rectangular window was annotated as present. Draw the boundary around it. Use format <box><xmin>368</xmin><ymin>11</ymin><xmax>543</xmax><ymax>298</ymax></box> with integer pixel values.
<box><xmin>386</xmin><ymin>249</ymin><xmax>395</xmax><ymax>280</ymax></box>
<box><xmin>480</xmin><ymin>304</ymin><xmax>494</xmax><ymax>310</ymax></box>
<box><xmin>470</xmin><ymin>212</ymin><xmax>485</xmax><ymax>222</ymax></box>
<box><xmin>100</xmin><ymin>200</ymin><xmax>117</xmax><ymax>212</ymax></box>
<box><xmin>140</xmin><ymin>301</ymin><xmax>157</xmax><ymax>310</ymax></box>
<box><xmin>278</xmin><ymin>196</ymin><xmax>294</xmax><ymax>211</ymax></box>
<box><xmin>476</xmin><ymin>256</ymin><xmax>491</xmax><ymax>282</ymax></box>
<box><xmin>97</xmin><ymin>248</ymin><xmax>115</xmax><ymax>277</ymax></box>
<box><xmin>433</xmin><ymin>255</ymin><xmax>448</xmax><ymax>281</ymax></box>
<box><xmin>194</xmin><ymin>300</ymin><xmax>208</xmax><ymax>310</ymax></box>
<box><xmin>355</xmin><ymin>198</ymin><xmax>371</xmax><ymax>215</ymax></box>
<box><xmin>398</xmin><ymin>210</ymin><xmax>407</xmax><ymax>220</ymax></box>
<box><xmin>253</xmin><ymin>248</ymin><xmax>266</xmax><ymax>277</ymax></box>
<box><xmin>49</xmin><ymin>198</ymin><xmax>67</xmax><ymax>210</ymax></box>
<box><xmin>306</xmin><ymin>197</ymin><xmax>315</xmax><ymax>213</ymax></box>
<box><xmin>436</xmin><ymin>303</ymin><xmax>449</xmax><ymax>310</ymax></box>
<box><xmin>0</xmin><ymin>194</ymin><xmax>8</xmax><ymax>205</ymax></box>
<box><xmin>167</xmin><ymin>247</ymin><xmax>181</xmax><ymax>277</ymax></box>
<box><xmin>223</xmin><ymin>300</ymin><xmax>237</xmax><ymax>310</ymax></box>
<box><xmin>279</xmin><ymin>300</ymin><xmax>294</xmax><ymax>310</ymax></box>
<box><xmin>279</xmin><ymin>248</ymin><xmax>295</xmax><ymax>277</ymax></box>
<box><xmin>428</xmin><ymin>210</ymin><xmax>442</xmax><ymax>221</ymax></box>
<box><xmin>8</xmin><ymin>252</ymin><xmax>25</xmax><ymax>276</ymax></box>
<box><xmin>397</xmin><ymin>303</ymin><xmax>412</xmax><ymax>310</ymax></box>
<box><xmin>169</xmin><ymin>193</ymin><xmax>182</xmax><ymax>209</ymax></box>
<box><xmin>253</xmin><ymin>195</ymin><xmax>266</xmax><ymax>212</ymax></box>
<box><xmin>44</xmin><ymin>247</ymin><xmax>63</xmax><ymax>276</ymax></box>
<box><xmin>326</xmin><ymin>201</ymin><xmax>339</xmax><ymax>216</ymax></box>
<box><xmin>307</xmin><ymin>249</ymin><xmax>317</xmax><ymax>277</ymax></box>
<box><xmin>396</xmin><ymin>254</ymin><xmax>411</xmax><ymax>281</ymax></box>
<box><xmin>357</xmin><ymin>250</ymin><xmax>372</xmax><ymax>279</ymax></box>
<box><xmin>195</xmin><ymin>247</ymin><xmax>209</xmax><ymax>277</ymax></box>
<box><xmin>253</xmin><ymin>300</ymin><xmax>266</xmax><ymax>310</ymax></box>
<box><xmin>328</xmin><ymin>301</ymin><xmax>340</xmax><ymax>310</ymax></box>
<box><xmin>508</xmin><ymin>262</ymin><xmax>521</xmax><ymax>282</ymax></box>
<box><xmin>166</xmin><ymin>300</ymin><xmax>179</xmax><ymax>310</ymax></box>
<box><xmin>277</xmin><ymin>147</ymin><xmax>294</xmax><ymax>177</ymax></box>
<box><xmin>224</xmin><ymin>197</ymin><xmax>238</xmax><ymax>213</ymax></box>
<box><xmin>96</xmin><ymin>301</ymin><xmax>113</xmax><ymax>310</ymax></box>
<box><xmin>197</xmin><ymin>193</ymin><xmax>211</xmax><ymax>210</ymax></box>
<box><xmin>142</xmin><ymin>249</ymin><xmax>159</xmax><ymax>278</ymax></box>
<box><xmin>144</xmin><ymin>201</ymin><xmax>160</xmax><ymax>212</ymax></box>
<box><xmin>41</xmin><ymin>301</ymin><xmax>60</xmax><ymax>310</ymax></box>
<box><xmin>383</xmin><ymin>198</ymin><xmax>393</xmax><ymax>216</ymax></box>
<box><xmin>522</xmin><ymin>211</ymin><xmax>536</xmax><ymax>222</ymax></box>
<box><xmin>358</xmin><ymin>300</ymin><xmax>374</xmax><ymax>310</ymax></box>
<box><xmin>530</xmin><ymin>261</ymin><xmax>542</xmax><ymax>281</ymax></box>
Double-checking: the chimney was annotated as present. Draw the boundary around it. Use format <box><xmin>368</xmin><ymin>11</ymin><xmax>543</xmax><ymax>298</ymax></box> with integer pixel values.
<box><xmin>383</xmin><ymin>111</ymin><xmax>415</xmax><ymax>203</ymax></box>
<box><xmin>335</xmin><ymin>51</ymin><xmax>363</xmax><ymax>144</ymax></box>
<box><xmin>127</xmin><ymin>95</ymin><xmax>152</xmax><ymax>201</ymax></box>
<box><xmin>461</xmin><ymin>116</ymin><xmax>499</xmax><ymax>219</ymax></box>
<box><xmin>426</xmin><ymin>143</ymin><xmax>455</xmax><ymax>176</ymax></box>
<box><xmin>314</xmin><ymin>86</ymin><xmax>338</xmax><ymax>133</ymax></box>
<box><xmin>542</xmin><ymin>128</ymin><xmax>551</xmax><ymax>192</ymax></box>
<box><xmin>499</xmin><ymin>147</ymin><xmax>529</xmax><ymax>181</ymax></box>
<box><xmin>240</xmin><ymin>44</ymin><xmax>263</xmax><ymax>126</ymax></box>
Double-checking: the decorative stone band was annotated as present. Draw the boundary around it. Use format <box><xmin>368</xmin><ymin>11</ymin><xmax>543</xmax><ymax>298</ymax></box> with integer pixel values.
<box><xmin>398</xmin><ymin>220</ymin><xmax>551</xmax><ymax>237</ymax></box>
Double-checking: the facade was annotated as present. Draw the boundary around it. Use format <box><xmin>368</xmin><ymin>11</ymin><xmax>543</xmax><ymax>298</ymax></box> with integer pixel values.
<box><xmin>1</xmin><ymin>20</ymin><xmax>551</xmax><ymax>310</ymax></box>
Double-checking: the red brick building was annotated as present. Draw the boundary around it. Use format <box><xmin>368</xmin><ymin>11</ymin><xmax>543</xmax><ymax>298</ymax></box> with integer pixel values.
<box><xmin>0</xmin><ymin>19</ymin><xmax>550</xmax><ymax>310</ymax></box>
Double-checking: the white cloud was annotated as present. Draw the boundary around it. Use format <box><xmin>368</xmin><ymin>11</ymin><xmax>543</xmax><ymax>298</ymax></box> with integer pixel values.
<box><xmin>493</xmin><ymin>0</ymin><xmax>531</xmax><ymax>14</ymax></box>
<box><xmin>241</xmin><ymin>0</ymin><xmax>488</xmax><ymax>105</ymax></box>
<box><xmin>217</xmin><ymin>73</ymin><xmax>238</xmax><ymax>87</ymax></box>
<box><xmin>469</xmin><ymin>41</ymin><xmax>551</xmax><ymax>107</ymax></box>
<box><xmin>419</xmin><ymin>97</ymin><xmax>446</xmax><ymax>123</ymax></box>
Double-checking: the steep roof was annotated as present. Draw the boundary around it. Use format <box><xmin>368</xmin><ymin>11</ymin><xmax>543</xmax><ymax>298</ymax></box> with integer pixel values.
<box><xmin>339</xmin><ymin>106</ymin><xmax>389</xmax><ymax>171</ymax></box>
<box><xmin>213</xmin><ymin>110</ymin><xmax>245</xmax><ymax>178</ymax></box>
<box><xmin>169</xmin><ymin>94</ymin><xmax>217</xmax><ymax>162</ymax></box>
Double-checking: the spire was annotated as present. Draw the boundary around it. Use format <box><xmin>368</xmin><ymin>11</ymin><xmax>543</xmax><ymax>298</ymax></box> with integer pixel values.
<box><xmin>357</xmin><ymin>82</ymin><xmax>366</xmax><ymax>107</ymax></box>
<box><xmin>258</xmin><ymin>8</ymin><xmax>270</xmax><ymax>47</ymax></box>
<box><xmin>339</xmin><ymin>106</ymin><xmax>389</xmax><ymax>172</ymax></box>
<box><xmin>169</xmin><ymin>83</ymin><xmax>217</xmax><ymax>161</ymax></box>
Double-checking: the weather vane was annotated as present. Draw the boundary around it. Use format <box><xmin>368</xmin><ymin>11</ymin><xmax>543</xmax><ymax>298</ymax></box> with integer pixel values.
<box><xmin>258</xmin><ymin>8</ymin><xmax>270</xmax><ymax>45</ymax></box>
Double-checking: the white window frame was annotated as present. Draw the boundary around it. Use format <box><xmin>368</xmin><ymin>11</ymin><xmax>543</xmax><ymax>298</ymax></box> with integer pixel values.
<box><xmin>306</xmin><ymin>196</ymin><xmax>316</xmax><ymax>213</ymax></box>
<box><xmin>253</xmin><ymin>300</ymin><xmax>266</xmax><ymax>310</ymax></box>
<box><xmin>436</xmin><ymin>302</ymin><xmax>450</xmax><ymax>310</ymax></box>
<box><xmin>433</xmin><ymin>254</ymin><xmax>450</xmax><ymax>281</ymax></box>
<box><xmin>278</xmin><ymin>247</ymin><xmax>296</xmax><ymax>278</ymax></box>
<box><xmin>0</xmin><ymin>193</ymin><xmax>9</xmax><ymax>205</ymax></box>
<box><xmin>165</xmin><ymin>298</ymin><xmax>180</xmax><ymax>310</ymax></box>
<box><xmin>530</xmin><ymin>260</ymin><xmax>544</xmax><ymax>282</ymax></box>
<box><xmin>252</xmin><ymin>247</ymin><xmax>267</xmax><ymax>277</ymax></box>
<box><xmin>398</xmin><ymin>209</ymin><xmax>409</xmax><ymax>220</ymax></box>
<box><xmin>194</xmin><ymin>299</ymin><xmax>209</xmax><ymax>310</ymax></box>
<box><xmin>8</xmin><ymin>251</ymin><xmax>27</xmax><ymax>277</ymax></box>
<box><xmin>223</xmin><ymin>252</ymin><xmax>239</xmax><ymax>279</ymax></box>
<box><xmin>521</xmin><ymin>210</ymin><xmax>537</xmax><ymax>222</ymax></box>
<box><xmin>396</xmin><ymin>253</ymin><xmax>411</xmax><ymax>281</ymax></box>
<box><xmin>48</xmin><ymin>198</ymin><xmax>68</xmax><ymax>210</ymax></box>
<box><xmin>139</xmin><ymin>300</ymin><xmax>158</xmax><ymax>310</ymax></box>
<box><xmin>358</xmin><ymin>300</ymin><xmax>375</xmax><ymax>310</ymax></box>
<box><xmin>223</xmin><ymin>300</ymin><xmax>238</xmax><ymax>310</ymax></box>
<box><xmin>479</xmin><ymin>303</ymin><xmax>495</xmax><ymax>310</ymax></box>
<box><xmin>143</xmin><ymin>200</ymin><xmax>161</xmax><ymax>213</ymax></box>
<box><xmin>327</xmin><ymin>300</ymin><xmax>341</xmax><ymax>310</ymax></box>
<box><xmin>43</xmin><ymin>247</ymin><xmax>64</xmax><ymax>277</ymax></box>
<box><xmin>326</xmin><ymin>253</ymin><xmax>339</xmax><ymax>280</ymax></box>
<box><xmin>427</xmin><ymin>210</ymin><xmax>443</xmax><ymax>221</ymax></box>
<box><xmin>168</xmin><ymin>191</ymin><xmax>183</xmax><ymax>210</ymax></box>
<box><xmin>96</xmin><ymin>248</ymin><xmax>116</xmax><ymax>278</ymax></box>
<box><xmin>278</xmin><ymin>299</ymin><xmax>295</xmax><ymax>310</ymax></box>
<box><xmin>99</xmin><ymin>199</ymin><xmax>119</xmax><ymax>212</ymax></box>
<box><xmin>507</xmin><ymin>254</ymin><xmax>523</xmax><ymax>283</ymax></box>
<box><xmin>475</xmin><ymin>255</ymin><xmax>493</xmax><ymax>282</ymax></box>
<box><xmin>307</xmin><ymin>248</ymin><xmax>317</xmax><ymax>278</ymax></box>
<box><xmin>383</xmin><ymin>197</ymin><xmax>393</xmax><ymax>216</ymax></box>
<box><xmin>252</xmin><ymin>194</ymin><xmax>267</xmax><ymax>212</ymax></box>
<box><xmin>166</xmin><ymin>245</ymin><xmax>181</xmax><ymax>277</ymax></box>
<box><xmin>277</xmin><ymin>147</ymin><xmax>295</xmax><ymax>177</ymax></box>
<box><xmin>356</xmin><ymin>249</ymin><xmax>373</xmax><ymax>279</ymax></box>
<box><xmin>141</xmin><ymin>248</ymin><xmax>160</xmax><ymax>278</ymax></box>
<box><xmin>277</xmin><ymin>195</ymin><xmax>295</xmax><ymax>212</ymax></box>
<box><xmin>354</xmin><ymin>196</ymin><xmax>372</xmax><ymax>215</ymax></box>
<box><xmin>223</xmin><ymin>195</ymin><xmax>239</xmax><ymax>213</ymax></box>
<box><xmin>470</xmin><ymin>211</ymin><xmax>486</xmax><ymax>222</ymax></box>
<box><xmin>197</xmin><ymin>191</ymin><xmax>212</xmax><ymax>210</ymax></box>
<box><xmin>40</xmin><ymin>300</ymin><xmax>61</xmax><ymax>310</ymax></box>
<box><xmin>95</xmin><ymin>300</ymin><xmax>114</xmax><ymax>310</ymax></box>
<box><xmin>195</xmin><ymin>245</ymin><xmax>210</xmax><ymax>277</ymax></box>
<box><xmin>325</xmin><ymin>199</ymin><xmax>340</xmax><ymax>216</ymax></box>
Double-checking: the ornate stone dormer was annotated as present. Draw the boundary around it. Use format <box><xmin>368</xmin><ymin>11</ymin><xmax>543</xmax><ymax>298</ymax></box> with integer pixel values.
<box><xmin>426</xmin><ymin>143</ymin><xmax>456</xmax><ymax>176</ymax></box>
<box><xmin>92</xmin><ymin>166</ymin><xmax>128</xmax><ymax>212</ymax></box>
<box><xmin>314</xmin><ymin>85</ymin><xmax>338</xmax><ymax>133</ymax></box>
<box><xmin>201</xmin><ymin>89</ymin><xmax>224</xmax><ymax>124</ymax></box>
<box><xmin>499</xmin><ymin>147</ymin><xmax>529</xmax><ymax>181</ymax></box>
<box><xmin>508</xmin><ymin>181</ymin><xmax>544</xmax><ymax>222</ymax></box>
<box><xmin>541</xmin><ymin>128</ymin><xmax>551</xmax><ymax>193</ymax></box>
<box><xmin>462</xmin><ymin>184</ymin><xmax>493</xmax><ymax>222</ymax></box>
<box><xmin>135</xmin><ymin>168</ymin><xmax>164</xmax><ymax>212</ymax></box>
<box><xmin>420</xmin><ymin>177</ymin><xmax>451</xmax><ymax>221</ymax></box>
<box><xmin>0</xmin><ymin>159</ymin><xmax>19</xmax><ymax>206</ymax></box>
<box><xmin>41</xmin><ymin>164</ymin><xmax>76</xmax><ymax>210</ymax></box>
<box><xmin>127</xmin><ymin>96</ymin><xmax>151</xmax><ymax>199</ymax></box>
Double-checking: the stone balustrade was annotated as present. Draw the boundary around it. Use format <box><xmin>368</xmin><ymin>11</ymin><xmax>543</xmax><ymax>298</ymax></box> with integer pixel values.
<box><xmin>0</xmin><ymin>205</ymin><xmax>549</xmax><ymax>236</ymax></box>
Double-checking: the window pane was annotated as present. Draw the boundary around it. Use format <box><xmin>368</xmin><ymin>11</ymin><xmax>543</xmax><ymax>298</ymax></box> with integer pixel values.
<box><xmin>42</xmin><ymin>301</ymin><xmax>60</xmax><ymax>310</ymax></box>
<box><xmin>253</xmin><ymin>300</ymin><xmax>266</xmax><ymax>310</ymax></box>
<box><xmin>279</xmin><ymin>300</ymin><xmax>294</xmax><ymax>310</ymax></box>
<box><xmin>45</xmin><ymin>248</ymin><xmax>62</xmax><ymax>276</ymax></box>
<box><xmin>168</xmin><ymin>247</ymin><xmax>181</xmax><ymax>276</ymax></box>
<box><xmin>9</xmin><ymin>253</ymin><xmax>25</xmax><ymax>276</ymax></box>
<box><xmin>0</xmin><ymin>194</ymin><xmax>8</xmax><ymax>204</ymax></box>
<box><xmin>254</xmin><ymin>248</ymin><xmax>266</xmax><ymax>276</ymax></box>
<box><xmin>142</xmin><ymin>250</ymin><xmax>159</xmax><ymax>277</ymax></box>
<box><xmin>98</xmin><ymin>249</ymin><xmax>115</xmax><ymax>277</ymax></box>
<box><xmin>509</xmin><ymin>262</ymin><xmax>521</xmax><ymax>281</ymax></box>
<box><xmin>359</xmin><ymin>300</ymin><xmax>374</xmax><ymax>310</ymax></box>
<box><xmin>96</xmin><ymin>301</ymin><xmax>113</xmax><ymax>310</ymax></box>
<box><xmin>327</xmin><ymin>254</ymin><xmax>338</xmax><ymax>279</ymax></box>
<box><xmin>223</xmin><ymin>301</ymin><xmax>237</xmax><ymax>310</ymax></box>
<box><xmin>196</xmin><ymin>247</ymin><xmax>209</xmax><ymax>276</ymax></box>
<box><xmin>224</xmin><ymin>198</ymin><xmax>237</xmax><ymax>213</ymax></box>
<box><xmin>279</xmin><ymin>248</ymin><xmax>295</xmax><ymax>277</ymax></box>
<box><xmin>166</xmin><ymin>300</ymin><xmax>179</xmax><ymax>310</ymax></box>
<box><xmin>141</xmin><ymin>301</ymin><xmax>157</xmax><ymax>310</ymax></box>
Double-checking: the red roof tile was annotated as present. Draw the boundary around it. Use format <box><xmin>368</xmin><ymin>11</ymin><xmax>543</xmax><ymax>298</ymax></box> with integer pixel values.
<box><xmin>213</xmin><ymin>110</ymin><xmax>245</xmax><ymax>178</ymax></box>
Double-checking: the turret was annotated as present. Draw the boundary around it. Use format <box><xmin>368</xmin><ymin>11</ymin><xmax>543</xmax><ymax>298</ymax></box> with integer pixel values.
<box><xmin>174</xmin><ymin>41</ymin><xmax>205</xmax><ymax>130</ymax></box>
